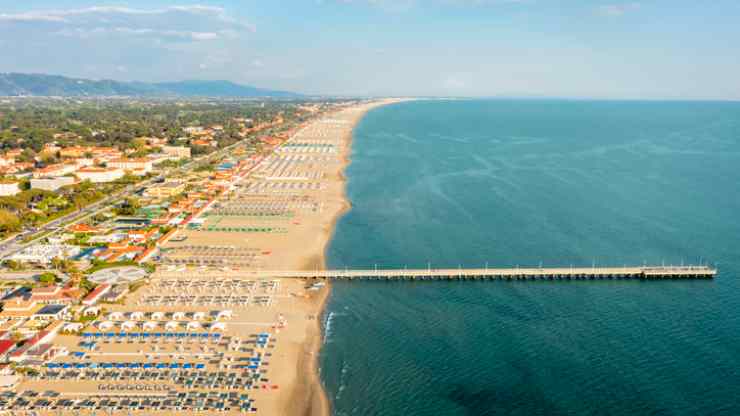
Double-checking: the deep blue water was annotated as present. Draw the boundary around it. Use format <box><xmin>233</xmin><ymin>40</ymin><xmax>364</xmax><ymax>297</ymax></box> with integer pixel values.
<box><xmin>321</xmin><ymin>100</ymin><xmax>740</xmax><ymax>416</ymax></box>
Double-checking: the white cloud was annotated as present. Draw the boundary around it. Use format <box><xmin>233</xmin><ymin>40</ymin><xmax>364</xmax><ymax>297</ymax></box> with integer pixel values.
<box><xmin>0</xmin><ymin>5</ymin><xmax>255</xmax><ymax>33</ymax></box>
<box><xmin>56</xmin><ymin>27</ymin><xmax>223</xmax><ymax>41</ymax></box>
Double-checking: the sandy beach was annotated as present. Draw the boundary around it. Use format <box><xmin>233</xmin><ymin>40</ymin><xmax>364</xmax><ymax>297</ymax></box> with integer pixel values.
<box><xmin>155</xmin><ymin>99</ymin><xmax>402</xmax><ymax>416</ymax></box>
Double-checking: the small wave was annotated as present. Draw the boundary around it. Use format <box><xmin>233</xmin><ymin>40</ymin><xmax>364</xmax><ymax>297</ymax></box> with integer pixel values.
<box><xmin>323</xmin><ymin>311</ymin><xmax>336</xmax><ymax>344</ymax></box>
<box><xmin>335</xmin><ymin>361</ymin><xmax>350</xmax><ymax>401</ymax></box>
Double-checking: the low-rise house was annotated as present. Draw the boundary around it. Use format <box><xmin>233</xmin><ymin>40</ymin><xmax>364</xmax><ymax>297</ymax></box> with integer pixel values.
<box><xmin>100</xmin><ymin>285</ymin><xmax>129</xmax><ymax>303</ymax></box>
<box><xmin>88</xmin><ymin>233</ymin><xmax>126</xmax><ymax>244</ymax></box>
<box><xmin>127</xmin><ymin>229</ymin><xmax>158</xmax><ymax>242</ymax></box>
<box><xmin>29</xmin><ymin>282</ymin><xmax>82</xmax><ymax>305</ymax></box>
<box><xmin>0</xmin><ymin>156</ymin><xmax>14</xmax><ymax>167</ymax></box>
<box><xmin>81</xmin><ymin>284</ymin><xmax>111</xmax><ymax>306</ymax></box>
<box><xmin>0</xmin><ymin>299</ymin><xmax>43</xmax><ymax>320</ymax></box>
<box><xmin>33</xmin><ymin>304</ymin><xmax>70</xmax><ymax>320</ymax></box>
<box><xmin>0</xmin><ymin>340</ymin><xmax>16</xmax><ymax>362</ymax></box>
<box><xmin>67</xmin><ymin>223</ymin><xmax>101</xmax><ymax>234</ymax></box>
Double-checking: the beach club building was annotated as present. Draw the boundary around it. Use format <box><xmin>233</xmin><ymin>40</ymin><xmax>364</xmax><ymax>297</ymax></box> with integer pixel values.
<box><xmin>0</xmin><ymin>180</ymin><xmax>20</xmax><ymax>196</ymax></box>
<box><xmin>32</xmin><ymin>163</ymin><xmax>76</xmax><ymax>178</ymax></box>
<box><xmin>30</xmin><ymin>176</ymin><xmax>76</xmax><ymax>191</ymax></box>
<box><xmin>7</xmin><ymin>244</ymin><xmax>80</xmax><ymax>265</ymax></box>
<box><xmin>75</xmin><ymin>167</ymin><xmax>124</xmax><ymax>183</ymax></box>
<box><xmin>81</xmin><ymin>284</ymin><xmax>111</xmax><ymax>306</ymax></box>
<box><xmin>107</xmin><ymin>158</ymin><xmax>153</xmax><ymax>176</ymax></box>
<box><xmin>163</xmin><ymin>145</ymin><xmax>191</xmax><ymax>159</ymax></box>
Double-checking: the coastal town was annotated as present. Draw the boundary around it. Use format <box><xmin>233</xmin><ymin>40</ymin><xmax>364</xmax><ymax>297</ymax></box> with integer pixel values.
<box><xmin>0</xmin><ymin>97</ymin><xmax>390</xmax><ymax>414</ymax></box>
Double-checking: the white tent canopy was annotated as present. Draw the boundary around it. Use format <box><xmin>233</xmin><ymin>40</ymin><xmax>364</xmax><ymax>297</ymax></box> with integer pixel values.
<box><xmin>130</xmin><ymin>311</ymin><xmax>145</xmax><ymax>321</ymax></box>
<box><xmin>108</xmin><ymin>312</ymin><xmax>125</xmax><ymax>321</ymax></box>
<box><xmin>98</xmin><ymin>321</ymin><xmax>114</xmax><ymax>330</ymax></box>
<box><xmin>143</xmin><ymin>321</ymin><xmax>158</xmax><ymax>331</ymax></box>
<box><xmin>121</xmin><ymin>321</ymin><xmax>137</xmax><ymax>330</ymax></box>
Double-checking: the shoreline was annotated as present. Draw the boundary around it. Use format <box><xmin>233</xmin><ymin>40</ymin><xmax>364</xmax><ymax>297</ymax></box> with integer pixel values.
<box><xmin>300</xmin><ymin>99</ymin><xmax>408</xmax><ymax>416</ymax></box>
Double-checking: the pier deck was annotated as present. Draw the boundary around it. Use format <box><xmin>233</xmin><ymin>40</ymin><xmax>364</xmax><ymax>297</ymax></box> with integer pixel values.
<box><xmin>224</xmin><ymin>266</ymin><xmax>716</xmax><ymax>281</ymax></box>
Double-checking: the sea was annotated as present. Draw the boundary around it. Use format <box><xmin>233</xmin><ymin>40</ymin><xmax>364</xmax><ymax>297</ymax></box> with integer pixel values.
<box><xmin>320</xmin><ymin>99</ymin><xmax>740</xmax><ymax>416</ymax></box>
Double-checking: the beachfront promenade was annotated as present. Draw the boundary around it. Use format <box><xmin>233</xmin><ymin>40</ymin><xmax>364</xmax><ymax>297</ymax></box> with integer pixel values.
<box><xmin>165</xmin><ymin>265</ymin><xmax>716</xmax><ymax>280</ymax></box>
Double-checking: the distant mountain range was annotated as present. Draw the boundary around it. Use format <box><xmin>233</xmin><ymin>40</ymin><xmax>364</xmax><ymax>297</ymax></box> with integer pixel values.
<box><xmin>0</xmin><ymin>73</ymin><xmax>301</xmax><ymax>98</ymax></box>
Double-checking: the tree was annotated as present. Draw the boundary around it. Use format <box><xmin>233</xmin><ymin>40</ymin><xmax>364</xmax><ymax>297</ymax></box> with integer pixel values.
<box><xmin>3</xmin><ymin>260</ymin><xmax>23</xmax><ymax>270</ymax></box>
<box><xmin>115</xmin><ymin>197</ymin><xmax>140</xmax><ymax>216</ymax></box>
<box><xmin>0</xmin><ymin>208</ymin><xmax>21</xmax><ymax>234</ymax></box>
<box><xmin>38</xmin><ymin>272</ymin><xmax>57</xmax><ymax>285</ymax></box>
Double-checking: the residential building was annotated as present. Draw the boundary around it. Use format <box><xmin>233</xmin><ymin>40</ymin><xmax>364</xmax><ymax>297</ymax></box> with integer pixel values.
<box><xmin>0</xmin><ymin>340</ymin><xmax>16</xmax><ymax>362</ymax></box>
<box><xmin>101</xmin><ymin>285</ymin><xmax>129</xmax><ymax>303</ymax></box>
<box><xmin>29</xmin><ymin>283</ymin><xmax>82</xmax><ymax>305</ymax></box>
<box><xmin>0</xmin><ymin>299</ymin><xmax>44</xmax><ymax>320</ymax></box>
<box><xmin>81</xmin><ymin>284</ymin><xmax>111</xmax><ymax>306</ymax></box>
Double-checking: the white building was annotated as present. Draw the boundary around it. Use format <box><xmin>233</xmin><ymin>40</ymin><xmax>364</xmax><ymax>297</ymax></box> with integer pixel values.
<box><xmin>32</xmin><ymin>163</ymin><xmax>76</xmax><ymax>178</ymax></box>
<box><xmin>0</xmin><ymin>156</ymin><xmax>15</xmax><ymax>167</ymax></box>
<box><xmin>162</xmin><ymin>146</ymin><xmax>191</xmax><ymax>159</ymax></box>
<box><xmin>75</xmin><ymin>167</ymin><xmax>124</xmax><ymax>183</ymax></box>
<box><xmin>107</xmin><ymin>158</ymin><xmax>153</xmax><ymax>175</ymax></box>
<box><xmin>30</xmin><ymin>176</ymin><xmax>76</xmax><ymax>192</ymax></box>
<box><xmin>7</xmin><ymin>244</ymin><xmax>81</xmax><ymax>265</ymax></box>
<box><xmin>0</xmin><ymin>181</ymin><xmax>20</xmax><ymax>196</ymax></box>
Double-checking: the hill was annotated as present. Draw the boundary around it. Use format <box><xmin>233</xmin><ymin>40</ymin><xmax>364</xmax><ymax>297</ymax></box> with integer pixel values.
<box><xmin>0</xmin><ymin>73</ymin><xmax>301</xmax><ymax>98</ymax></box>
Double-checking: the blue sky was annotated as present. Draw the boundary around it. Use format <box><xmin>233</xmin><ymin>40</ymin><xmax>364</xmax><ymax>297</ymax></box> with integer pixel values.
<box><xmin>1</xmin><ymin>1</ymin><xmax>739</xmax><ymax>99</ymax></box>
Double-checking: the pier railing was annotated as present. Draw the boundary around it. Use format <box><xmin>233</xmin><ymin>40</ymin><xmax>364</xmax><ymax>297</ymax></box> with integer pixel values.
<box><xmin>160</xmin><ymin>265</ymin><xmax>717</xmax><ymax>281</ymax></box>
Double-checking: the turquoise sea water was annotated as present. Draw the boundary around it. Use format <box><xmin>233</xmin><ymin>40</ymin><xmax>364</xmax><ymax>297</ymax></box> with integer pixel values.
<box><xmin>320</xmin><ymin>100</ymin><xmax>740</xmax><ymax>415</ymax></box>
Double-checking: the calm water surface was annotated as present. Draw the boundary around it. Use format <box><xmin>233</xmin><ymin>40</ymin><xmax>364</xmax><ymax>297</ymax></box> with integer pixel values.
<box><xmin>321</xmin><ymin>100</ymin><xmax>740</xmax><ymax>416</ymax></box>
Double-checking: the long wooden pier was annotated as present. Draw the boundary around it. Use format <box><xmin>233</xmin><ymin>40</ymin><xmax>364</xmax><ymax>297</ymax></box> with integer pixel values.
<box><xmin>226</xmin><ymin>265</ymin><xmax>717</xmax><ymax>281</ymax></box>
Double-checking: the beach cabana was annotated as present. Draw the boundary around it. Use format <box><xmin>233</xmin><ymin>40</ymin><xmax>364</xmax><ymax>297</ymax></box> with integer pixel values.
<box><xmin>215</xmin><ymin>310</ymin><xmax>233</xmax><ymax>320</ymax></box>
<box><xmin>83</xmin><ymin>306</ymin><xmax>100</xmax><ymax>316</ymax></box>
<box><xmin>142</xmin><ymin>321</ymin><xmax>158</xmax><ymax>331</ymax></box>
<box><xmin>193</xmin><ymin>312</ymin><xmax>207</xmax><ymax>321</ymax></box>
<box><xmin>211</xmin><ymin>322</ymin><xmax>226</xmax><ymax>332</ymax></box>
<box><xmin>130</xmin><ymin>311</ymin><xmax>145</xmax><ymax>321</ymax></box>
<box><xmin>63</xmin><ymin>322</ymin><xmax>84</xmax><ymax>333</ymax></box>
<box><xmin>151</xmin><ymin>311</ymin><xmax>166</xmax><ymax>321</ymax></box>
<box><xmin>121</xmin><ymin>321</ymin><xmax>137</xmax><ymax>331</ymax></box>
<box><xmin>108</xmin><ymin>311</ymin><xmax>125</xmax><ymax>321</ymax></box>
<box><xmin>173</xmin><ymin>311</ymin><xmax>187</xmax><ymax>321</ymax></box>
<box><xmin>97</xmin><ymin>321</ymin><xmax>115</xmax><ymax>330</ymax></box>
<box><xmin>165</xmin><ymin>321</ymin><xmax>179</xmax><ymax>331</ymax></box>
<box><xmin>186</xmin><ymin>321</ymin><xmax>201</xmax><ymax>330</ymax></box>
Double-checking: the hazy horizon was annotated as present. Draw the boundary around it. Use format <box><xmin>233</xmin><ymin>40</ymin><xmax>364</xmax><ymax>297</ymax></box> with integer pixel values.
<box><xmin>2</xmin><ymin>1</ymin><xmax>740</xmax><ymax>100</ymax></box>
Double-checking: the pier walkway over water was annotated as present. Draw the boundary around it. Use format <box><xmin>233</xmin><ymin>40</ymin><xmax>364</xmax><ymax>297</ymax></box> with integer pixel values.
<box><xmin>211</xmin><ymin>265</ymin><xmax>716</xmax><ymax>281</ymax></box>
